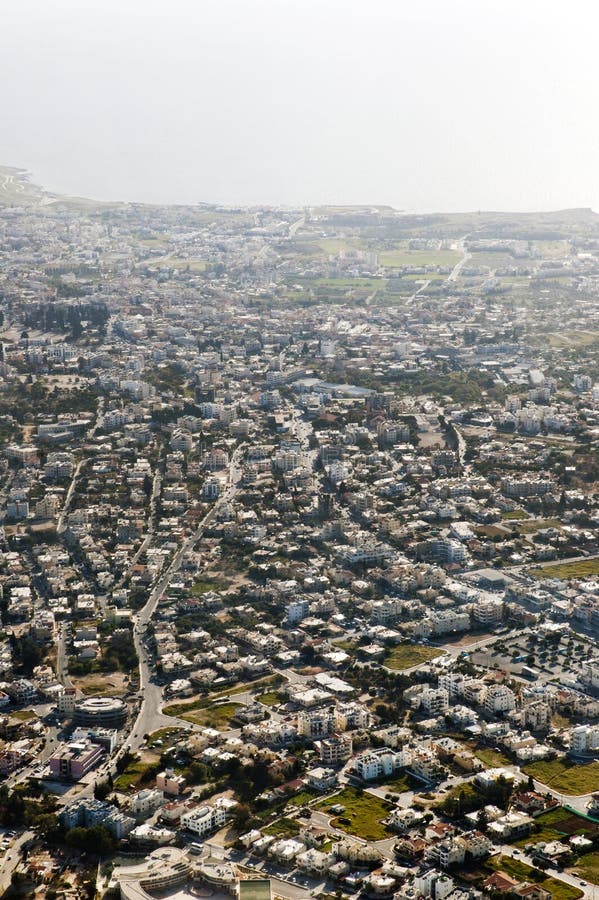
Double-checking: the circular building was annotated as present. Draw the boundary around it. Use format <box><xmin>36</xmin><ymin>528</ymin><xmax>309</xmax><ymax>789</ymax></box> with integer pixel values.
<box><xmin>73</xmin><ymin>696</ymin><xmax>127</xmax><ymax>729</ymax></box>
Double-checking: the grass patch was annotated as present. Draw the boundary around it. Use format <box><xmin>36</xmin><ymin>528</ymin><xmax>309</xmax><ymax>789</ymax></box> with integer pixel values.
<box><xmin>523</xmin><ymin>759</ymin><xmax>599</xmax><ymax>795</ymax></box>
<box><xmin>227</xmin><ymin>675</ymin><xmax>283</xmax><ymax>696</ymax></box>
<box><xmin>317</xmin><ymin>238</ymin><xmax>365</xmax><ymax>256</ymax></box>
<box><xmin>531</xmin><ymin>806</ymin><xmax>599</xmax><ymax>838</ymax></box>
<box><xmin>545</xmin><ymin>331</ymin><xmax>599</xmax><ymax>349</ymax></box>
<box><xmin>286</xmin><ymin>789</ymin><xmax>320</xmax><ymax>807</ymax></box>
<box><xmin>9</xmin><ymin>709</ymin><xmax>35</xmax><ymax>722</ymax></box>
<box><xmin>114</xmin><ymin>759</ymin><xmax>158</xmax><ymax>791</ymax></box>
<box><xmin>484</xmin><ymin>855</ymin><xmax>582</xmax><ymax>900</ymax></box>
<box><xmin>315</xmin><ymin>787</ymin><xmax>393</xmax><ymax>842</ymax></box>
<box><xmin>528</xmin><ymin>559</ymin><xmax>599</xmax><ymax>581</ymax></box>
<box><xmin>190</xmin><ymin>577</ymin><xmax>228</xmax><ymax>595</ymax></box>
<box><xmin>147</xmin><ymin>727</ymin><xmax>183</xmax><ymax>746</ymax></box>
<box><xmin>163</xmin><ymin>700</ymin><xmax>241</xmax><ymax>730</ymax></box>
<box><xmin>147</xmin><ymin>256</ymin><xmax>206</xmax><ymax>271</ymax></box>
<box><xmin>379</xmin><ymin>249</ymin><xmax>459</xmax><ymax>268</ymax></box>
<box><xmin>257</xmin><ymin>691</ymin><xmax>285</xmax><ymax>707</ymax></box>
<box><xmin>381</xmin><ymin>772</ymin><xmax>418</xmax><ymax>793</ymax></box>
<box><xmin>383</xmin><ymin>643</ymin><xmax>443</xmax><ymax>670</ymax></box>
<box><xmin>474</xmin><ymin>747</ymin><xmax>512</xmax><ymax>768</ymax></box>
<box><xmin>573</xmin><ymin>850</ymin><xmax>599</xmax><ymax>884</ymax></box>
<box><xmin>512</xmin><ymin>518</ymin><xmax>562</xmax><ymax>535</ymax></box>
<box><xmin>263</xmin><ymin>817</ymin><xmax>301</xmax><ymax>837</ymax></box>
<box><xmin>501</xmin><ymin>509</ymin><xmax>528</xmax><ymax>520</ymax></box>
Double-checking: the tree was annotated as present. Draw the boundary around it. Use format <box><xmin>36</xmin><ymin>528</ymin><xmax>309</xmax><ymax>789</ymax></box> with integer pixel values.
<box><xmin>66</xmin><ymin>824</ymin><xmax>115</xmax><ymax>855</ymax></box>
<box><xmin>94</xmin><ymin>780</ymin><xmax>111</xmax><ymax>801</ymax></box>
<box><xmin>232</xmin><ymin>803</ymin><xmax>252</xmax><ymax>831</ymax></box>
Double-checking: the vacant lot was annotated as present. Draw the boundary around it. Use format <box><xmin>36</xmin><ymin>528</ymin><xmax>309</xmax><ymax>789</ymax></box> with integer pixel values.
<box><xmin>114</xmin><ymin>758</ymin><xmax>159</xmax><ymax>792</ymax></box>
<box><xmin>316</xmin><ymin>787</ymin><xmax>393</xmax><ymax>842</ymax></box>
<box><xmin>163</xmin><ymin>699</ymin><xmax>241</xmax><ymax>730</ymax></box>
<box><xmin>263</xmin><ymin>817</ymin><xmax>301</xmax><ymax>837</ymax></box>
<box><xmin>8</xmin><ymin>709</ymin><xmax>35</xmax><ymax>722</ymax></box>
<box><xmin>378</xmin><ymin>249</ymin><xmax>459</xmax><ymax>268</ymax></box>
<box><xmin>257</xmin><ymin>690</ymin><xmax>285</xmax><ymax>707</ymax></box>
<box><xmin>190</xmin><ymin>576</ymin><xmax>229</xmax><ymax>595</ymax></box>
<box><xmin>545</xmin><ymin>331</ymin><xmax>599</xmax><ymax>350</ymax></box>
<box><xmin>286</xmin><ymin>789</ymin><xmax>320</xmax><ymax>808</ymax></box>
<box><xmin>381</xmin><ymin>772</ymin><xmax>418</xmax><ymax>793</ymax></box>
<box><xmin>74</xmin><ymin>671</ymin><xmax>128</xmax><ymax>697</ymax></box>
<box><xmin>384</xmin><ymin>643</ymin><xmax>443</xmax><ymax>670</ymax></box>
<box><xmin>574</xmin><ymin>850</ymin><xmax>599</xmax><ymax>884</ymax></box>
<box><xmin>512</xmin><ymin>518</ymin><xmax>562</xmax><ymax>535</ymax></box>
<box><xmin>533</xmin><ymin>806</ymin><xmax>599</xmax><ymax>838</ymax></box>
<box><xmin>514</xmin><ymin>807</ymin><xmax>599</xmax><ymax>848</ymax></box>
<box><xmin>473</xmin><ymin>746</ymin><xmax>512</xmax><ymax>768</ymax></box>
<box><xmin>483</xmin><ymin>855</ymin><xmax>582</xmax><ymax>900</ymax></box>
<box><xmin>528</xmin><ymin>559</ymin><xmax>599</xmax><ymax>581</ymax></box>
<box><xmin>523</xmin><ymin>758</ymin><xmax>599</xmax><ymax>795</ymax></box>
<box><xmin>501</xmin><ymin>509</ymin><xmax>528</xmax><ymax>520</ymax></box>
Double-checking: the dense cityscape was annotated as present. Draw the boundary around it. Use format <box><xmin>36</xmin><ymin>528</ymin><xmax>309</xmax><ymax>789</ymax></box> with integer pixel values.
<box><xmin>1</xmin><ymin>166</ymin><xmax>599</xmax><ymax>900</ymax></box>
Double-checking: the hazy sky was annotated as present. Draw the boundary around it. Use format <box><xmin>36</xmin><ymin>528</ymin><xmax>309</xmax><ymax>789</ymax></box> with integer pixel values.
<box><xmin>2</xmin><ymin>0</ymin><xmax>599</xmax><ymax>211</ymax></box>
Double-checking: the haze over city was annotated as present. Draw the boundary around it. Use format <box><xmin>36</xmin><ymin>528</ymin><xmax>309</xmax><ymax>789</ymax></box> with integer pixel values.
<box><xmin>3</xmin><ymin>0</ymin><xmax>599</xmax><ymax>211</ymax></box>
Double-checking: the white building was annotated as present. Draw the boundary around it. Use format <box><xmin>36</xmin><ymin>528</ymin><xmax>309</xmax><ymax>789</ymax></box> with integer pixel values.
<box><xmin>484</xmin><ymin>684</ymin><xmax>516</xmax><ymax>716</ymax></box>
<box><xmin>571</xmin><ymin>724</ymin><xmax>599</xmax><ymax>757</ymax></box>
<box><xmin>180</xmin><ymin>798</ymin><xmax>236</xmax><ymax>836</ymax></box>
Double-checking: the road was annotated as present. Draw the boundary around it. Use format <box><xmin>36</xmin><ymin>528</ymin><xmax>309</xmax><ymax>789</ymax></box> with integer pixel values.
<box><xmin>447</xmin><ymin>236</ymin><xmax>471</xmax><ymax>282</ymax></box>
<box><xmin>113</xmin><ymin>469</ymin><xmax>162</xmax><ymax>591</ymax></box>
<box><xmin>288</xmin><ymin>216</ymin><xmax>305</xmax><ymax>237</ymax></box>
<box><xmin>126</xmin><ymin>444</ymin><xmax>246</xmax><ymax>752</ymax></box>
<box><xmin>56</xmin><ymin>397</ymin><xmax>104</xmax><ymax>534</ymax></box>
<box><xmin>56</xmin><ymin>623</ymin><xmax>70</xmax><ymax>686</ymax></box>
<box><xmin>0</xmin><ymin>829</ymin><xmax>34</xmax><ymax>895</ymax></box>
<box><xmin>498</xmin><ymin>844</ymin><xmax>592</xmax><ymax>898</ymax></box>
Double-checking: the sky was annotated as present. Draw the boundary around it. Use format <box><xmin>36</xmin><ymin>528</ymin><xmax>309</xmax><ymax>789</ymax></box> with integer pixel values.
<box><xmin>2</xmin><ymin>0</ymin><xmax>599</xmax><ymax>211</ymax></box>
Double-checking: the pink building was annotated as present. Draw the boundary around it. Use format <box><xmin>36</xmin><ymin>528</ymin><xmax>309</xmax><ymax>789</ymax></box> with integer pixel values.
<box><xmin>48</xmin><ymin>740</ymin><xmax>104</xmax><ymax>781</ymax></box>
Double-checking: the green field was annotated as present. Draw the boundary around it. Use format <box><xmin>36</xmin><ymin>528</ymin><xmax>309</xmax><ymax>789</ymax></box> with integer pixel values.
<box><xmin>514</xmin><ymin>806</ymin><xmax>599</xmax><ymax>848</ymax></box>
<box><xmin>574</xmin><ymin>850</ymin><xmax>599</xmax><ymax>884</ymax></box>
<box><xmin>513</xmin><ymin>518</ymin><xmax>562</xmax><ymax>535</ymax></box>
<box><xmin>315</xmin><ymin>787</ymin><xmax>393</xmax><ymax>841</ymax></box>
<box><xmin>473</xmin><ymin>746</ymin><xmax>512</xmax><ymax>768</ymax></box>
<box><xmin>384</xmin><ymin>643</ymin><xmax>443</xmax><ymax>670</ymax></box>
<box><xmin>317</xmin><ymin>238</ymin><xmax>367</xmax><ymax>256</ymax></box>
<box><xmin>147</xmin><ymin>256</ymin><xmax>206</xmax><ymax>272</ymax></box>
<box><xmin>263</xmin><ymin>816</ymin><xmax>301</xmax><ymax>837</ymax></box>
<box><xmin>528</xmin><ymin>558</ymin><xmax>599</xmax><ymax>581</ymax></box>
<box><xmin>286</xmin><ymin>789</ymin><xmax>320</xmax><ymax>807</ymax></box>
<box><xmin>190</xmin><ymin>576</ymin><xmax>228</xmax><ymax>595</ymax></box>
<box><xmin>378</xmin><ymin>249</ymin><xmax>460</xmax><ymax>268</ymax></box>
<box><xmin>8</xmin><ymin>709</ymin><xmax>35</xmax><ymax>722</ymax></box>
<box><xmin>381</xmin><ymin>772</ymin><xmax>418</xmax><ymax>793</ymax></box>
<box><xmin>114</xmin><ymin>759</ymin><xmax>158</xmax><ymax>791</ymax></box>
<box><xmin>162</xmin><ymin>699</ymin><xmax>241</xmax><ymax>730</ymax></box>
<box><xmin>257</xmin><ymin>690</ymin><xmax>285</xmax><ymax>707</ymax></box>
<box><xmin>484</xmin><ymin>855</ymin><xmax>582</xmax><ymax>900</ymax></box>
<box><xmin>530</xmin><ymin>806</ymin><xmax>599</xmax><ymax>837</ymax></box>
<box><xmin>147</xmin><ymin>727</ymin><xmax>183</xmax><ymax>746</ymax></box>
<box><xmin>545</xmin><ymin>331</ymin><xmax>599</xmax><ymax>349</ymax></box>
<box><xmin>523</xmin><ymin>758</ymin><xmax>599</xmax><ymax>794</ymax></box>
<box><xmin>501</xmin><ymin>509</ymin><xmax>528</xmax><ymax>520</ymax></box>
